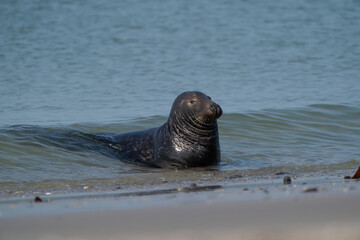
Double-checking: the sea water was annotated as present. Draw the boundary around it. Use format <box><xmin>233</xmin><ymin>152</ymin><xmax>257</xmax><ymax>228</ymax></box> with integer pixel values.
<box><xmin>1</xmin><ymin>0</ymin><xmax>360</xmax><ymax>198</ymax></box>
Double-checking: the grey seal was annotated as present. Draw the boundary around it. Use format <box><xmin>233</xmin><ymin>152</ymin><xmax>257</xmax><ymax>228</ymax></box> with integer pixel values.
<box><xmin>95</xmin><ymin>91</ymin><xmax>222</xmax><ymax>168</ymax></box>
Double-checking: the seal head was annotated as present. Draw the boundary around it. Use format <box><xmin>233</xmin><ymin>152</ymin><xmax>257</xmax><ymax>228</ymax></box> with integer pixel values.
<box><xmin>169</xmin><ymin>91</ymin><xmax>222</xmax><ymax>127</ymax></box>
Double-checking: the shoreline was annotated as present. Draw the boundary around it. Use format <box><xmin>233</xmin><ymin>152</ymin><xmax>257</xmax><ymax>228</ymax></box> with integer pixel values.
<box><xmin>1</xmin><ymin>165</ymin><xmax>357</xmax><ymax>200</ymax></box>
<box><xmin>1</xmin><ymin>175</ymin><xmax>360</xmax><ymax>239</ymax></box>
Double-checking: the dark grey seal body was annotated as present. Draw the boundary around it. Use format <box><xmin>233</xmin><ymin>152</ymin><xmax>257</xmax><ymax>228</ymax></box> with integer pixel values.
<box><xmin>95</xmin><ymin>91</ymin><xmax>222</xmax><ymax>168</ymax></box>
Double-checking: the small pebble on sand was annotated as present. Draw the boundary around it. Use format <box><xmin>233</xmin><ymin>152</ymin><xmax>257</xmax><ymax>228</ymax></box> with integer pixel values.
<box><xmin>283</xmin><ymin>176</ymin><xmax>292</xmax><ymax>185</ymax></box>
<box><xmin>303</xmin><ymin>187</ymin><xmax>318</xmax><ymax>193</ymax></box>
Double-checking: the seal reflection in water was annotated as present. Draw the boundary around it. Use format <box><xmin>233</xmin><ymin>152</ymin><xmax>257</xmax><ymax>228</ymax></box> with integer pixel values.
<box><xmin>95</xmin><ymin>91</ymin><xmax>222</xmax><ymax>168</ymax></box>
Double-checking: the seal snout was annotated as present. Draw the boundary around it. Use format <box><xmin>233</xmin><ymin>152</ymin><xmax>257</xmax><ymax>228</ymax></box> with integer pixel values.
<box><xmin>210</xmin><ymin>103</ymin><xmax>223</xmax><ymax>119</ymax></box>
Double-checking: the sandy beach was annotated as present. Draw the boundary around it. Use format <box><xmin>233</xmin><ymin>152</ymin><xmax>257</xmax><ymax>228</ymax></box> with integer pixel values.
<box><xmin>1</xmin><ymin>174</ymin><xmax>360</xmax><ymax>240</ymax></box>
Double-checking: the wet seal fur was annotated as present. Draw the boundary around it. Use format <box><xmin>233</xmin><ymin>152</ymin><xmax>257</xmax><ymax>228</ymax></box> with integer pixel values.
<box><xmin>94</xmin><ymin>91</ymin><xmax>222</xmax><ymax>168</ymax></box>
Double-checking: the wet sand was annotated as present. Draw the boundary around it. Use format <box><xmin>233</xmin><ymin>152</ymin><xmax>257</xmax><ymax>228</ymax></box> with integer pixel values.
<box><xmin>1</xmin><ymin>175</ymin><xmax>360</xmax><ymax>240</ymax></box>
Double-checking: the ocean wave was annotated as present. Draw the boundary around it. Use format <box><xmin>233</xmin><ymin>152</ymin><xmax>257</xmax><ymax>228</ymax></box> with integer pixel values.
<box><xmin>0</xmin><ymin>104</ymin><xmax>359</xmax><ymax>196</ymax></box>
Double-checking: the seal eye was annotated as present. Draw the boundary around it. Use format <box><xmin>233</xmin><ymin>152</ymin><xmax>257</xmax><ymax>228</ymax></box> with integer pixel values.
<box><xmin>190</xmin><ymin>99</ymin><xmax>196</xmax><ymax>104</ymax></box>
